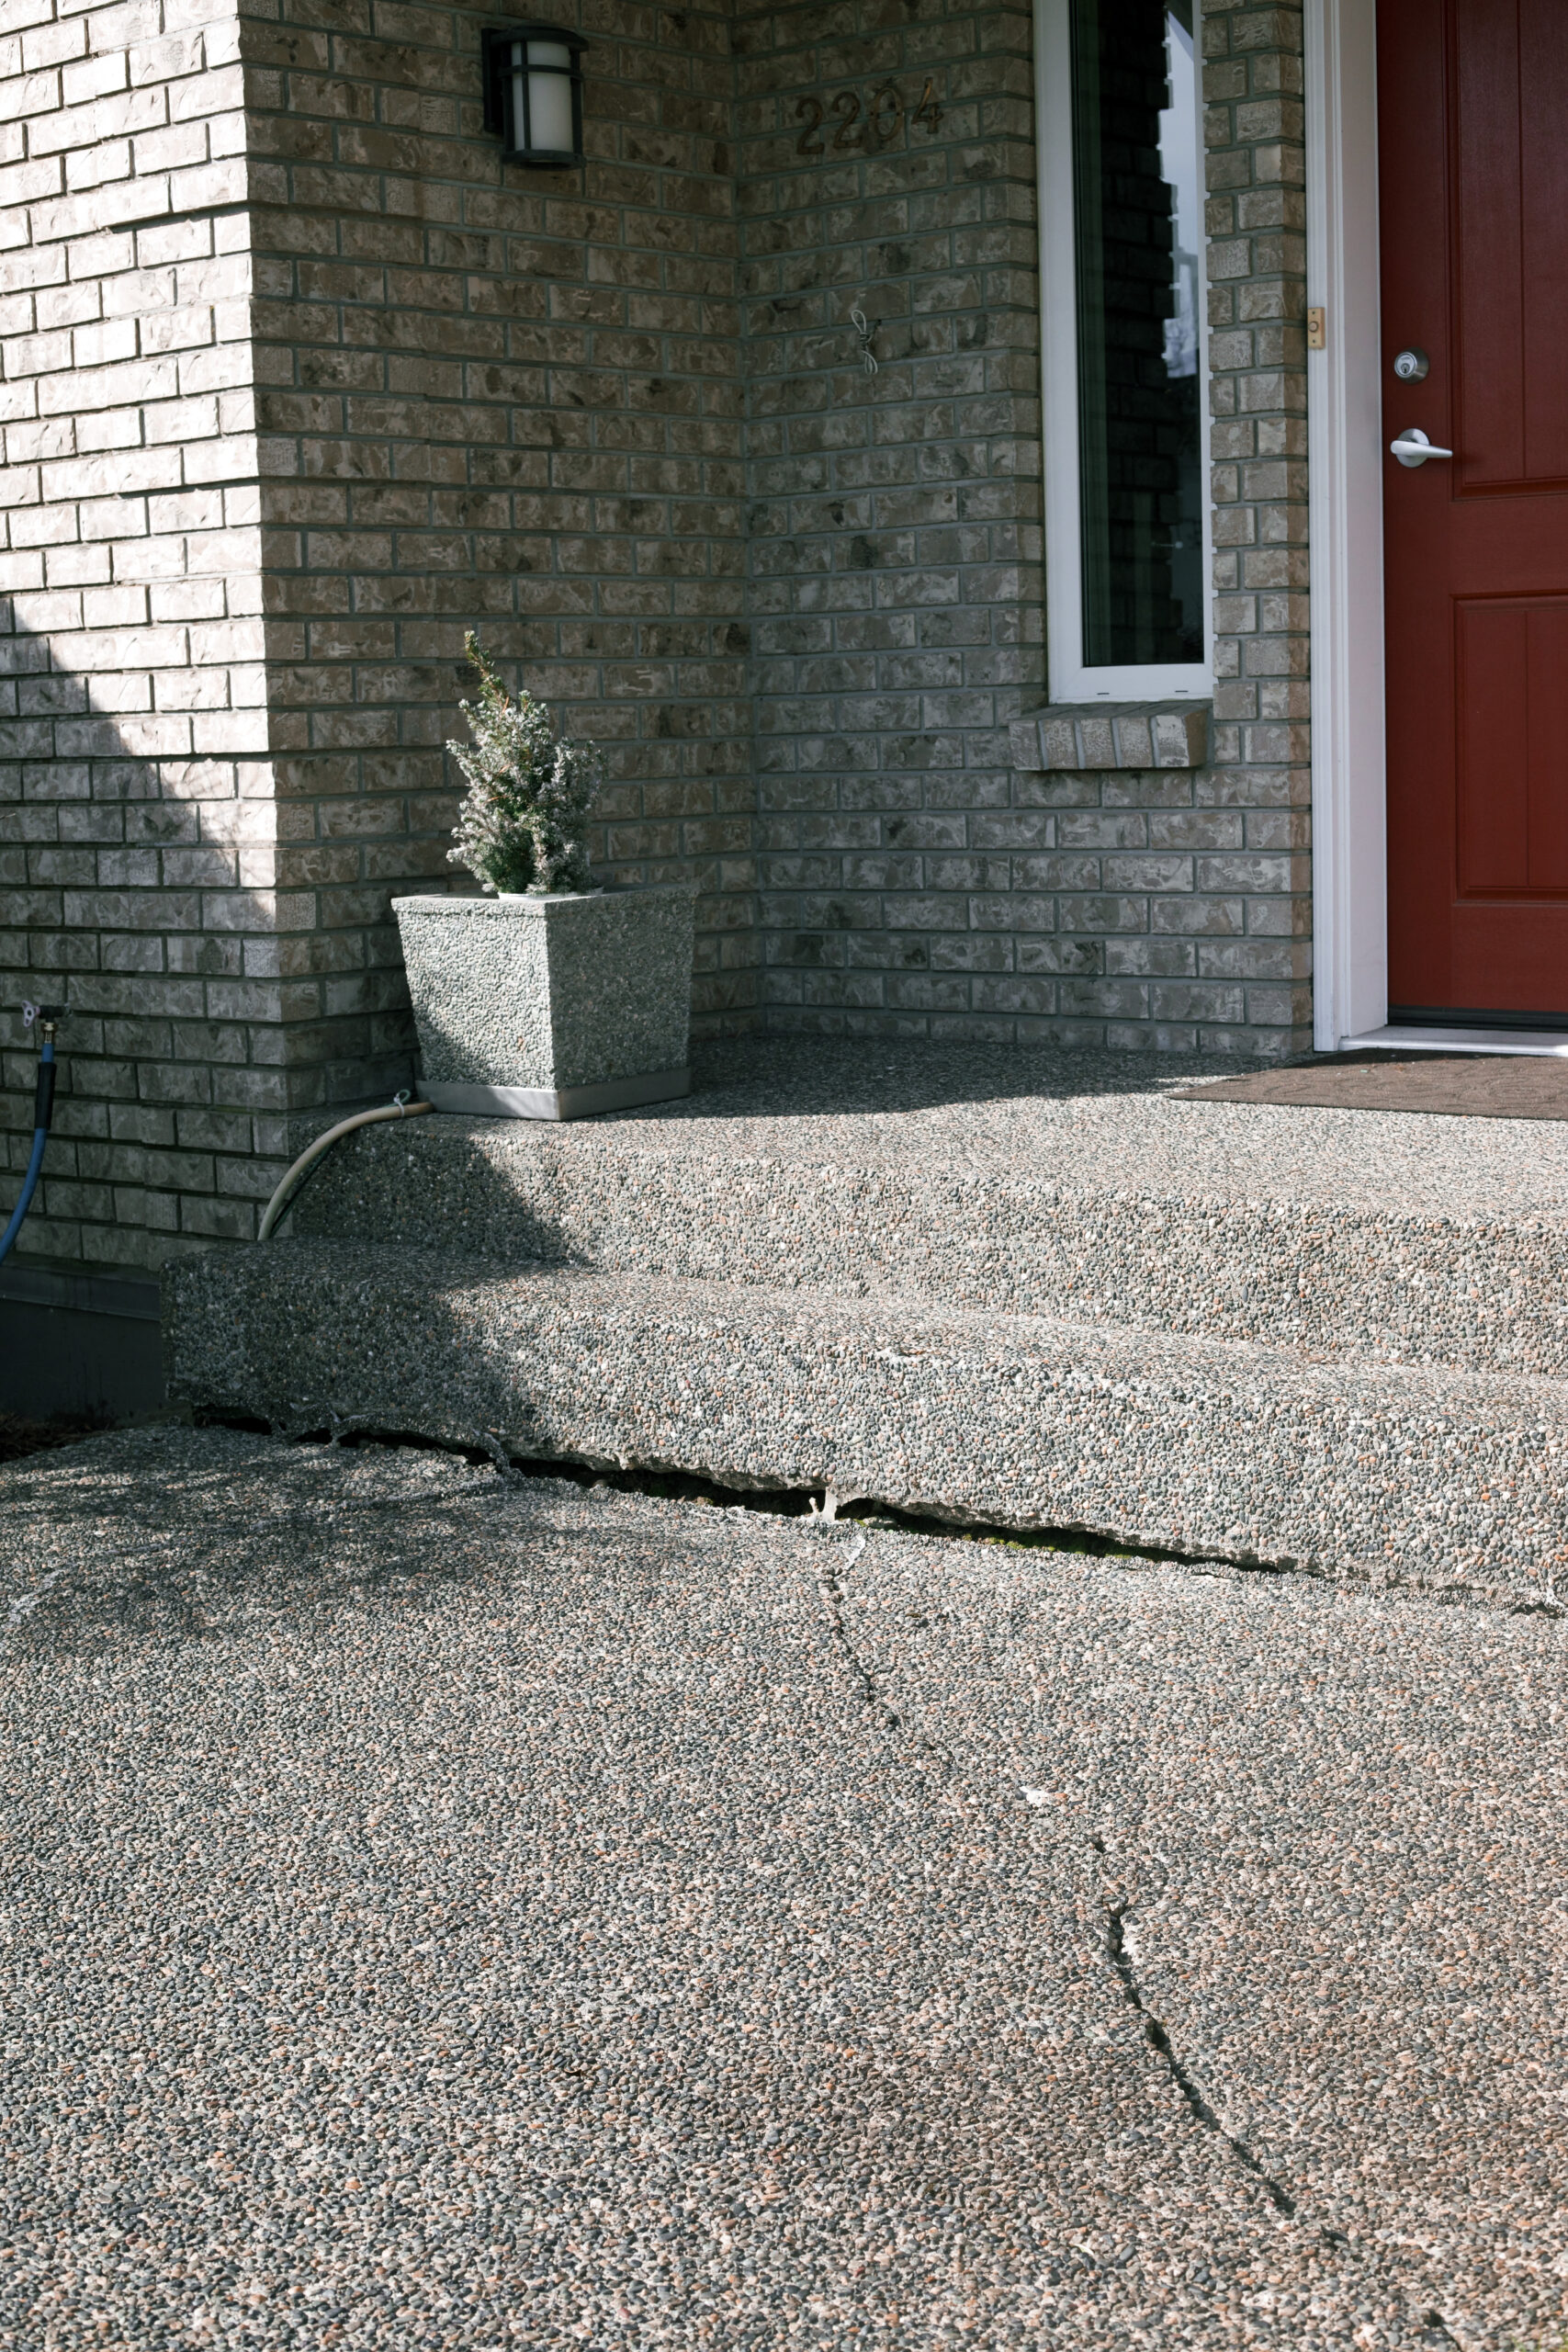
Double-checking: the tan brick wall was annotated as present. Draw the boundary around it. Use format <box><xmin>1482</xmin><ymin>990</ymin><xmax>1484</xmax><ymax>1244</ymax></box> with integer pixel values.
<box><xmin>243</xmin><ymin>0</ymin><xmax>758</xmax><ymax>1075</ymax></box>
<box><xmin>736</xmin><ymin>0</ymin><xmax>1047</xmax><ymax>1037</ymax></box>
<box><xmin>824</xmin><ymin>0</ymin><xmax>1310</xmax><ymax>1058</ymax></box>
<box><xmin>730</xmin><ymin>0</ymin><xmax>1311</xmax><ymax>1054</ymax></box>
<box><xmin>0</xmin><ymin>0</ymin><xmax>280</xmax><ymax>1272</ymax></box>
<box><xmin>958</xmin><ymin>0</ymin><xmax>1312</xmax><ymax>1058</ymax></box>
<box><xmin>1200</xmin><ymin>0</ymin><xmax>1311</xmax><ymax>1053</ymax></box>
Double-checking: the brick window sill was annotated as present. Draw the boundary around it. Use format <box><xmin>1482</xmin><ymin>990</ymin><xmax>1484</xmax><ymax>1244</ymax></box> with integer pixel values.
<box><xmin>1009</xmin><ymin>699</ymin><xmax>1210</xmax><ymax>774</ymax></box>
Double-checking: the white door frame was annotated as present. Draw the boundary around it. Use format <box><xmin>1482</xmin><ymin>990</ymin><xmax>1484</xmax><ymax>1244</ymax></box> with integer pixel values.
<box><xmin>1303</xmin><ymin>0</ymin><xmax>1388</xmax><ymax>1048</ymax></box>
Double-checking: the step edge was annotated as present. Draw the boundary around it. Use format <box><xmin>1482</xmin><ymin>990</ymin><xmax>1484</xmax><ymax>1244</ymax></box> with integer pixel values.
<box><xmin>173</xmin><ymin>1239</ymin><xmax>1568</xmax><ymax>1420</ymax></box>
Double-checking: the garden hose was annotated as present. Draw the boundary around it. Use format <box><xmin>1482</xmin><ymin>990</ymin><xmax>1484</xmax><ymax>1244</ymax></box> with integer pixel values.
<box><xmin>257</xmin><ymin>1091</ymin><xmax>434</xmax><ymax>1241</ymax></box>
<box><xmin>0</xmin><ymin>1003</ymin><xmax>63</xmax><ymax>1268</ymax></box>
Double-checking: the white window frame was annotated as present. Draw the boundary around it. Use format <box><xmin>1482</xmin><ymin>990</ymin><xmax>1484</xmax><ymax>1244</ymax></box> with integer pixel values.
<box><xmin>1034</xmin><ymin>0</ymin><xmax>1214</xmax><ymax>702</ymax></box>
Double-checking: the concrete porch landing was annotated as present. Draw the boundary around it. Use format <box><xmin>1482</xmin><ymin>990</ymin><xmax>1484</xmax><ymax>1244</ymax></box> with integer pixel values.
<box><xmin>165</xmin><ymin>1043</ymin><xmax>1568</xmax><ymax>1600</ymax></box>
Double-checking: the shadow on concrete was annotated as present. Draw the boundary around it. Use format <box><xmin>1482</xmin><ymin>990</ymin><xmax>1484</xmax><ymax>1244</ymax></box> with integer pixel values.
<box><xmin>0</xmin><ymin>1425</ymin><xmax>506</xmax><ymax>1653</ymax></box>
<box><xmin>647</xmin><ymin>1035</ymin><xmax>1260</xmax><ymax>1120</ymax></box>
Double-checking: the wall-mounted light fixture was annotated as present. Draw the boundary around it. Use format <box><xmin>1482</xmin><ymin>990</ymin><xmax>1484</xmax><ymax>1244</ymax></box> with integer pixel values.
<box><xmin>481</xmin><ymin>24</ymin><xmax>587</xmax><ymax>165</ymax></box>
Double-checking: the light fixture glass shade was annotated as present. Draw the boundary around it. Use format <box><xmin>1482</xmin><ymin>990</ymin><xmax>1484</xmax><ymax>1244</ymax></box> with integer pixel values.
<box><xmin>525</xmin><ymin>42</ymin><xmax>574</xmax><ymax>152</ymax></box>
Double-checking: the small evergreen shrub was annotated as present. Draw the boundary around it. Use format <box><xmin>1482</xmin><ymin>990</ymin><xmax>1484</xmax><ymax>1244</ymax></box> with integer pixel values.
<box><xmin>446</xmin><ymin>634</ymin><xmax>602</xmax><ymax>896</ymax></box>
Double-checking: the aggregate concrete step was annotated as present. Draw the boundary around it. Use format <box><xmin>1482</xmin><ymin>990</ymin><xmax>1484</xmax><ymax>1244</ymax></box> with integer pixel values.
<box><xmin>166</xmin><ymin>1237</ymin><xmax>1568</xmax><ymax>1609</ymax></box>
<box><xmin>289</xmin><ymin>1040</ymin><xmax>1568</xmax><ymax>1379</ymax></box>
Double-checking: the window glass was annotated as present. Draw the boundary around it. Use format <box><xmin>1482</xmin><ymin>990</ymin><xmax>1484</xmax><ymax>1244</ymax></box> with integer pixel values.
<box><xmin>1070</xmin><ymin>0</ymin><xmax>1204</xmax><ymax>668</ymax></box>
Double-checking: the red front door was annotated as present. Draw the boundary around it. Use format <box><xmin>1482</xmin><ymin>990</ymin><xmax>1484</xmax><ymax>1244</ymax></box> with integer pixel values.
<box><xmin>1380</xmin><ymin>0</ymin><xmax>1568</xmax><ymax>1022</ymax></box>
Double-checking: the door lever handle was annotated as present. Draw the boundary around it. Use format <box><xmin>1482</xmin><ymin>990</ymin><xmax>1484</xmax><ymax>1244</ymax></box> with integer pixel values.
<box><xmin>1390</xmin><ymin>426</ymin><xmax>1454</xmax><ymax>468</ymax></box>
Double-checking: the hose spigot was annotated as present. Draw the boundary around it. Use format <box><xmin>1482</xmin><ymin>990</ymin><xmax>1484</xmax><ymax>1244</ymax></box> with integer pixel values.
<box><xmin>22</xmin><ymin>1001</ymin><xmax>65</xmax><ymax>1046</ymax></box>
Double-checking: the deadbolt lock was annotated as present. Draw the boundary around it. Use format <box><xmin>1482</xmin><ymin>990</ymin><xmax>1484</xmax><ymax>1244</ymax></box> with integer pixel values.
<box><xmin>1393</xmin><ymin>346</ymin><xmax>1430</xmax><ymax>383</ymax></box>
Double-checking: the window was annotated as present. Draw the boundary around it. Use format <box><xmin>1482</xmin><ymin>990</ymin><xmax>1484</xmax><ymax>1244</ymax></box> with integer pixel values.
<box><xmin>1037</xmin><ymin>0</ymin><xmax>1212</xmax><ymax>699</ymax></box>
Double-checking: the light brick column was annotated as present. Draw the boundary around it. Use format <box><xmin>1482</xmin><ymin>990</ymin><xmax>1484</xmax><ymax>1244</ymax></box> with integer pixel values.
<box><xmin>0</xmin><ymin>0</ymin><xmax>281</xmax><ymax>1272</ymax></box>
<box><xmin>4</xmin><ymin>0</ymin><xmax>759</xmax><ymax>1281</ymax></box>
<box><xmin>1200</xmin><ymin>0</ymin><xmax>1312</xmax><ymax>1053</ymax></box>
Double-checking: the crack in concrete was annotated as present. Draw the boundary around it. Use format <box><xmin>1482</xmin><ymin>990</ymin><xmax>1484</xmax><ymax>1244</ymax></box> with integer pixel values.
<box><xmin>809</xmin><ymin>1526</ymin><xmax>1482</xmax><ymax>2347</ymax></box>
<box><xmin>21</xmin><ymin>1418</ymin><xmax>1494</xmax><ymax>2342</ymax></box>
<box><xmin>231</xmin><ymin>1417</ymin><xmax>1567</xmax><ymax>1623</ymax></box>
<box><xmin>811</xmin><ymin>1527</ymin><xmax>1325</xmax><ymax>2255</ymax></box>
<box><xmin>814</xmin><ymin>1529</ymin><xmax>903</xmax><ymax>1730</ymax></box>
<box><xmin>1100</xmin><ymin>1896</ymin><xmax>1298</xmax><ymax>2220</ymax></box>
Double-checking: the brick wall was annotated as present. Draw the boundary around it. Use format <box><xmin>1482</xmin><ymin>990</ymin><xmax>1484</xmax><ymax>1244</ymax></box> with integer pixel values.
<box><xmin>0</xmin><ymin>0</ymin><xmax>276</xmax><ymax>1273</ymax></box>
<box><xmin>244</xmin><ymin>0</ymin><xmax>757</xmax><ymax>1085</ymax></box>
<box><xmin>1199</xmin><ymin>0</ymin><xmax>1310</xmax><ymax>1052</ymax></box>
<box><xmin>729</xmin><ymin>0</ymin><xmax>1311</xmax><ymax>1055</ymax></box>
<box><xmin>735</xmin><ymin>0</ymin><xmax>1048</xmax><ymax>1037</ymax></box>
<box><xmin>979</xmin><ymin>0</ymin><xmax>1311</xmax><ymax>1058</ymax></box>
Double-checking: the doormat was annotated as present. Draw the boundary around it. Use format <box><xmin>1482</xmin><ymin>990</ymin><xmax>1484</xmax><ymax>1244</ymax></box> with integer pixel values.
<box><xmin>1171</xmin><ymin>1051</ymin><xmax>1568</xmax><ymax>1119</ymax></box>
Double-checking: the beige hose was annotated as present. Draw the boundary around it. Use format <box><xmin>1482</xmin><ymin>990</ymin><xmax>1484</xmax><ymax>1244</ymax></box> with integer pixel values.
<box><xmin>257</xmin><ymin>1091</ymin><xmax>434</xmax><ymax>1241</ymax></box>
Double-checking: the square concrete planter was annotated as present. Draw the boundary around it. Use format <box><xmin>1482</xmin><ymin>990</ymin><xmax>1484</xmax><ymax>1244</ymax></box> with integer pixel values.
<box><xmin>392</xmin><ymin>886</ymin><xmax>694</xmax><ymax>1119</ymax></box>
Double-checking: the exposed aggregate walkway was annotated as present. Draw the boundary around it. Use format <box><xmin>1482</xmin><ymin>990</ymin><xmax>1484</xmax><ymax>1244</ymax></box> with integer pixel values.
<box><xmin>1</xmin><ymin>1426</ymin><xmax>1565</xmax><ymax>2350</ymax></box>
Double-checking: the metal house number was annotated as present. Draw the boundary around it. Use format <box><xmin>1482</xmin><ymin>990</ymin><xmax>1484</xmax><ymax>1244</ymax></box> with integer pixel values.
<box><xmin>796</xmin><ymin>77</ymin><xmax>943</xmax><ymax>155</ymax></box>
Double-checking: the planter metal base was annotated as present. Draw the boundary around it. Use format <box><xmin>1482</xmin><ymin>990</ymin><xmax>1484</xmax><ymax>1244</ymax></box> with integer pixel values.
<box><xmin>417</xmin><ymin>1068</ymin><xmax>691</xmax><ymax>1122</ymax></box>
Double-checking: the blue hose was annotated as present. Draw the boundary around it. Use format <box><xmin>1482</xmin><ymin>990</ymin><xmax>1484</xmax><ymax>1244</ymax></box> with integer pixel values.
<box><xmin>0</xmin><ymin>1036</ymin><xmax>55</xmax><ymax>1267</ymax></box>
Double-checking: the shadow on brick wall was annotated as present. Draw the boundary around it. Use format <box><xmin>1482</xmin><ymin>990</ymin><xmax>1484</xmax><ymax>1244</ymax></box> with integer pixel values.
<box><xmin>0</xmin><ymin>607</ymin><xmax>419</xmax><ymax>1276</ymax></box>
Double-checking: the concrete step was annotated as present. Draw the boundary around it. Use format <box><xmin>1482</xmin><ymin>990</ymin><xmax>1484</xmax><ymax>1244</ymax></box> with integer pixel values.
<box><xmin>166</xmin><ymin>1237</ymin><xmax>1568</xmax><ymax>1609</ymax></box>
<box><xmin>289</xmin><ymin>1038</ymin><xmax>1568</xmax><ymax>1378</ymax></box>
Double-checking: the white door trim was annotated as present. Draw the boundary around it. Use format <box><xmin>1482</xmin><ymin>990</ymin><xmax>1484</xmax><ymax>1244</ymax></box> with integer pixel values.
<box><xmin>1303</xmin><ymin>0</ymin><xmax>1387</xmax><ymax>1050</ymax></box>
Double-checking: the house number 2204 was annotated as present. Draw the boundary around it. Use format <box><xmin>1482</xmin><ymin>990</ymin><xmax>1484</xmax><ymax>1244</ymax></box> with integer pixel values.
<box><xmin>795</xmin><ymin>77</ymin><xmax>943</xmax><ymax>155</ymax></box>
